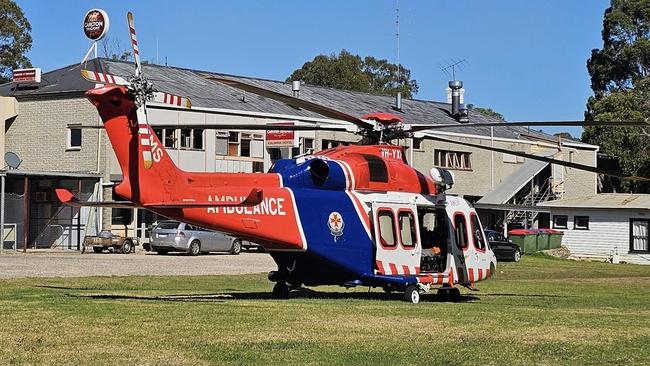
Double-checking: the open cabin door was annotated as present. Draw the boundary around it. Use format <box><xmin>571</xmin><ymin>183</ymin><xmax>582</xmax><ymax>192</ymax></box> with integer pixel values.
<box><xmin>372</xmin><ymin>202</ymin><xmax>421</xmax><ymax>276</ymax></box>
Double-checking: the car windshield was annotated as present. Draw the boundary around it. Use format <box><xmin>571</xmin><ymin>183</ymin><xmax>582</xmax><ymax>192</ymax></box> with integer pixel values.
<box><xmin>155</xmin><ymin>221</ymin><xmax>180</xmax><ymax>230</ymax></box>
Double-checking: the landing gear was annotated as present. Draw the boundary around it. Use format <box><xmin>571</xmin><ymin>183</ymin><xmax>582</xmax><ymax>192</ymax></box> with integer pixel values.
<box><xmin>403</xmin><ymin>285</ymin><xmax>420</xmax><ymax>304</ymax></box>
<box><xmin>272</xmin><ymin>282</ymin><xmax>290</xmax><ymax>299</ymax></box>
<box><xmin>437</xmin><ymin>286</ymin><xmax>461</xmax><ymax>301</ymax></box>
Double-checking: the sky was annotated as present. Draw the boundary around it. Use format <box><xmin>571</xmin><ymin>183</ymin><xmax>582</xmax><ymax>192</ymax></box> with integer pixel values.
<box><xmin>17</xmin><ymin>0</ymin><xmax>610</xmax><ymax>137</ymax></box>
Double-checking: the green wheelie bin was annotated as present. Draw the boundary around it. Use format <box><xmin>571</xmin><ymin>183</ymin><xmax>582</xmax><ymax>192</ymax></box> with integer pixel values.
<box><xmin>508</xmin><ymin>229</ymin><xmax>538</xmax><ymax>254</ymax></box>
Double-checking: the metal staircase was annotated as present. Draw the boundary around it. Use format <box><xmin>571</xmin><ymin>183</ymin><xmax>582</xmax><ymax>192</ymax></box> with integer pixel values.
<box><xmin>506</xmin><ymin>177</ymin><xmax>559</xmax><ymax>229</ymax></box>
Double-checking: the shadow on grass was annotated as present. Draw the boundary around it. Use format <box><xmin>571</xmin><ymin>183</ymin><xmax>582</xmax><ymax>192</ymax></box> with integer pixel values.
<box><xmin>65</xmin><ymin>288</ymin><xmax>481</xmax><ymax>303</ymax></box>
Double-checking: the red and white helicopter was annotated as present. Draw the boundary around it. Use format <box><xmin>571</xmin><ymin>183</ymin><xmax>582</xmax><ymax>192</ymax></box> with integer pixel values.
<box><xmin>59</xmin><ymin>12</ymin><xmax>649</xmax><ymax>303</ymax></box>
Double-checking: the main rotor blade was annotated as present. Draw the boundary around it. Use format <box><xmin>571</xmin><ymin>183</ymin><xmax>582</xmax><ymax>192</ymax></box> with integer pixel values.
<box><xmin>152</xmin><ymin>92</ymin><xmax>192</xmax><ymax>108</ymax></box>
<box><xmin>418</xmin><ymin>134</ymin><xmax>649</xmax><ymax>182</ymax></box>
<box><xmin>77</xmin><ymin>123</ymin><xmax>350</xmax><ymax>133</ymax></box>
<box><xmin>409</xmin><ymin>120</ymin><xmax>649</xmax><ymax>132</ymax></box>
<box><xmin>127</xmin><ymin>12</ymin><xmax>142</xmax><ymax>77</ymax></box>
<box><xmin>80</xmin><ymin>69</ymin><xmax>130</xmax><ymax>86</ymax></box>
<box><xmin>203</xmin><ymin>75</ymin><xmax>375</xmax><ymax>130</ymax></box>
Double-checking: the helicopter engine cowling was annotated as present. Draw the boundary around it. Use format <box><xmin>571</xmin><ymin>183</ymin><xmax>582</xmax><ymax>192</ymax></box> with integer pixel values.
<box><xmin>272</xmin><ymin>158</ymin><xmax>347</xmax><ymax>190</ymax></box>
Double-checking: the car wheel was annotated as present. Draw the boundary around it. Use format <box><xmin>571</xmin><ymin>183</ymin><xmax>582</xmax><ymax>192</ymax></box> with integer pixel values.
<box><xmin>121</xmin><ymin>240</ymin><xmax>133</xmax><ymax>254</ymax></box>
<box><xmin>155</xmin><ymin>249</ymin><xmax>168</xmax><ymax>255</ymax></box>
<box><xmin>92</xmin><ymin>246</ymin><xmax>103</xmax><ymax>254</ymax></box>
<box><xmin>403</xmin><ymin>285</ymin><xmax>420</xmax><ymax>304</ymax></box>
<box><xmin>188</xmin><ymin>240</ymin><xmax>201</xmax><ymax>256</ymax></box>
<box><xmin>513</xmin><ymin>249</ymin><xmax>521</xmax><ymax>262</ymax></box>
<box><xmin>230</xmin><ymin>239</ymin><xmax>242</xmax><ymax>255</ymax></box>
<box><xmin>272</xmin><ymin>282</ymin><xmax>290</xmax><ymax>299</ymax></box>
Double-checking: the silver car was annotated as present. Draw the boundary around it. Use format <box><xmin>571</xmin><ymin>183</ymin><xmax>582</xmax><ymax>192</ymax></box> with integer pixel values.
<box><xmin>150</xmin><ymin>220</ymin><xmax>246</xmax><ymax>256</ymax></box>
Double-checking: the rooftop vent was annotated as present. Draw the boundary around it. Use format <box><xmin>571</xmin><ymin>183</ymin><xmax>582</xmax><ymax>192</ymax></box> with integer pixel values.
<box><xmin>394</xmin><ymin>91</ymin><xmax>402</xmax><ymax>111</ymax></box>
<box><xmin>292</xmin><ymin>80</ymin><xmax>301</xmax><ymax>97</ymax></box>
<box><xmin>447</xmin><ymin>80</ymin><xmax>468</xmax><ymax>123</ymax></box>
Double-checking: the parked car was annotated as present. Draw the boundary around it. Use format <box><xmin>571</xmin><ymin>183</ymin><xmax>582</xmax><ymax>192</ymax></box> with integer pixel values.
<box><xmin>150</xmin><ymin>220</ymin><xmax>248</xmax><ymax>255</ymax></box>
<box><xmin>484</xmin><ymin>229</ymin><xmax>522</xmax><ymax>262</ymax></box>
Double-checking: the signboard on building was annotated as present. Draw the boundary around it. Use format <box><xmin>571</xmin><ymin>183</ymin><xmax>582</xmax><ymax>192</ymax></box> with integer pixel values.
<box><xmin>83</xmin><ymin>8</ymin><xmax>110</xmax><ymax>41</ymax></box>
<box><xmin>266</xmin><ymin>122</ymin><xmax>296</xmax><ymax>148</ymax></box>
<box><xmin>12</xmin><ymin>68</ymin><xmax>41</xmax><ymax>83</ymax></box>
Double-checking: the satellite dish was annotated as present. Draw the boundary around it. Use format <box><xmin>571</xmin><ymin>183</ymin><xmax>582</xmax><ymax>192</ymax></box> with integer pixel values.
<box><xmin>4</xmin><ymin>151</ymin><xmax>21</xmax><ymax>170</ymax></box>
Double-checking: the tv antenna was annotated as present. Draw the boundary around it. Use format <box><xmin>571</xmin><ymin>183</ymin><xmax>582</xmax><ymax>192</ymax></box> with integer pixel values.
<box><xmin>439</xmin><ymin>59</ymin><xmax>469</xmax><ymax>80</ymax></box>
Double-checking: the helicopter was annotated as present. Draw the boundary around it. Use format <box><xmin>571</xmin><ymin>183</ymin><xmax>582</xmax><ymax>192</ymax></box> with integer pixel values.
<box><xmin>58</xmin><ymin>12</ymin><xmax>649</xmax><ymax>303</ymax></box>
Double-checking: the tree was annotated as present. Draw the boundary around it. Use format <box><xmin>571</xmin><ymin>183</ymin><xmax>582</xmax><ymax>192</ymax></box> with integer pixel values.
<box><xmin>553</xmin><ymin>132</ymin><xmax>576</xmax><ymax>140</ymax></box>
<box><xmin>587</xmin><ymin>0</ymin><xmax>650</xmax><ymax>94</ymax></box>
<box><xmin>100</xmin><ymin>37</ymin><xmax>132</xmax><ymax>61</ymax></box>
<box><xmin>583</xmin><ymin>0</ymin><xmax>650</xmax><ymax>193</ymax></box>
<box><xmin>0</xmin><ymin>0</ymin><xmax>32</xmax><ymax>83</ymax></box>
<box><xmin>468</xmin><ymin>106</ymin><xmax>505</xmax><ymax>121</ymax></box>
<box><xmin>287</xmin><ymin>49</ymin><xmax>418</xmax><ymax>98</ymax></box>
<box><xmin>583</xmin><ymin>78</ymin><xmax>650</xmax><ymax>192</ymax></box>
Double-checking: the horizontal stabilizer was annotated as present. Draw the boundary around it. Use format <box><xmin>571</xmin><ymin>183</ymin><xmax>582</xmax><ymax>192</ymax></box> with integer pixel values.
<box><xmin>55</xmin><ymin>189</ymin><xmax>140</xmax><ymax>208</ymax></box>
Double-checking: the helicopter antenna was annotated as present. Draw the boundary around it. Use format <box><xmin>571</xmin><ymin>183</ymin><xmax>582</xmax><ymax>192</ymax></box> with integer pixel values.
<box><xmin>439</xmin><ymin>59</ymin><xmax>469</xmax><ymax>80</ymax></box>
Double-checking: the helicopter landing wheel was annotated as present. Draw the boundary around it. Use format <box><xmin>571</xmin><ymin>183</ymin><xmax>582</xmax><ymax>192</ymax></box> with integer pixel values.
<box><xmin>272</xmin><ymin>282</ymin><xmax>290</xmax><ymax>299</ymax></box>
<box><xmin>403</xmin><ymin>285</ymin><xmax>420</xmax><ymax>304</ymax></box>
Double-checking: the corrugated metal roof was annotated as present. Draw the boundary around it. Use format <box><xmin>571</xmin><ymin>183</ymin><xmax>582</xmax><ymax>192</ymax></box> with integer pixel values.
<box><xmin>0</xmin><ymin>58</ymin><xmax>579</xmax><ymax>142</ymax></box>
<box><xmin>476</xmin><ymin>150</ymin><xmax>555</xmax><ymax>205</ymax></box>
<box><xmin>538</xmin><ymin>194</ymin><xmax>650</xmax><ymax>210</ymax></box>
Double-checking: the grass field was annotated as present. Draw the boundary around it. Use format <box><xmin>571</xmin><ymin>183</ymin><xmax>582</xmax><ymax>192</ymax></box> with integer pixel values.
<box><xmin>1</xmin><ymin>255</ymin><xmax>649</xmax><ymax>365</ymax></box>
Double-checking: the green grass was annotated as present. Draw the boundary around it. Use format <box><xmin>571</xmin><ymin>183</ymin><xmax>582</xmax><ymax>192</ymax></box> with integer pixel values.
<box><xmin>1</xmin><ymin>256</ymin><xmax>649</xmax><ymax>365</ymax></box>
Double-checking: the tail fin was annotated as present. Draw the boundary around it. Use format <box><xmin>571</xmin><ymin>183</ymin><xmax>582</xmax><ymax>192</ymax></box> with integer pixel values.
<box><xmin>86</xmin><ymin>85</ymin><xmax>182</xmax><ymax>204</ymax></box>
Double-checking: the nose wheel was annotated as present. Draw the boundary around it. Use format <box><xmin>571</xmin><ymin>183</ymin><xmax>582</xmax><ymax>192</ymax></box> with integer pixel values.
<box><xmin>403</xmin><ymin>285</ymin><xmax>421</xmax><ymax>304</ymax></box>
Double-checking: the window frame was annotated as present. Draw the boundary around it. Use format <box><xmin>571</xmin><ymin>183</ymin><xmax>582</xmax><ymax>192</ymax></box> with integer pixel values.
<box><xmin>552</xmin><ymin>215</ymin><xmax>568</xmax><ymax>229</ymax></box>
<box><xmin>397</xmin><ymin>209</ymin><xmax>418</xmax><ymax>249</ymax></box>
<box><xmin>573</xmin><ymin>216</ymin><xmax>590</xmax><ymax>230</ymax></box>
<box><xmin>629</xmin><ymin>218</ymin><xmax>650</xmax><ymax>254</ymax></box>
<box><xmin>469</xmin><ymin>212</ymin><xmax>486</xmax><ymax>252</ymax></box>
<box><xmin>453</xmin><ymin>212</ymin><xmax>469</xmax><ymax>250</ymax></box>
<box><xmin>433</xmin><ymin>149</ymin><xmax>472</xmax><ymax>171</ymax></box>
<box><xmin>377</xmin><ymin>208</ymin><xmax>398</xmax><ymax>249</ymax></box>
<box><xmin>66</xmin><ymin>125</ymin><xmax>82</xmax><ymax>151</ymax></box>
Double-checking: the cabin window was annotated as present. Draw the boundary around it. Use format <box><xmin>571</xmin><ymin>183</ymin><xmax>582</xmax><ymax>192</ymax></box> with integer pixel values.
<box><xmin>362</xmin><ymin>154</ymin><xmax>389</xmax><ymax>183</ymax></box>
<box><xmin>574</xmin><ymin>216</ymin><xmax>589</xmax><ymax>230</ymax></box>
<box><xmin>398</xmin><ymin>210</ymin><xmax>417</xmax><ymax>248</ymax></box>
<box><xmin>470</xmin><ymin>214</ymin><xmax>486</xmax><ymax>251</ymax></box>
<box><xmin>454</xmin><ymin>213</ymin><xmax>468</xmax><ymax>249</ymax></box>
<box><xmin>553</xmin><ymin>215</ymin><xmax>568</xmax><ymax>229</ymax></box>
<box><xmin>67</xmin><ymin>125</ymin><xmax>82</xmax><ymax>150</ymax></box>
<box><xmin>378</xmin><ymin>209</ymin><xmax>396</xmax><ymax>247</ymax></box>
<box><xmin>630</xmin><ymin>219</ymin><xmax>649</xmax><ymax>253</ymax></box>
<box><xmin>434</xmin><ymin>150</ymin><xmax>472</xmax><ymax>170</ymax></box>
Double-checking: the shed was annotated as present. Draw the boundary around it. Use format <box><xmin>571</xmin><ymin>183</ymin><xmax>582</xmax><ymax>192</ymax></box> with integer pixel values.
<box><xmin>538</xmin><ymin>194</ymin><xmax>650</xmax><ymax>264</ymax></box>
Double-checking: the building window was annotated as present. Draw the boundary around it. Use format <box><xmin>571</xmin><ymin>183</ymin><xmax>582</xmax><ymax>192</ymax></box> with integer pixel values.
<box><xmin>179</xmin><ymin>128</ymin><xmax>204</xmax><ymax>150</ymax></box>
<box><xmin>228</xmin><ymin>132</ymin><xmax>240</xmax><ymax>156</ymax></box>
<box><xmin>221</xmin><ymin>131</ymin><xmax>264</xmax><ymax>158</ymax></box>
<box><xmin>574</xmin><ymin>216</ymin><xmax>589</xmax><ymax>230</ymax></box>
<box><xmin>164</xmin><ymin>128</ymin><xmax>176</xmax><ymax>148</ymax></box>
<box><xmin>412</xmin><ymin>138</ymin><xmax>423</xmax><ymax>150</ymax></box>
<box><xmin>434</xmin><ymin>150</ymin><xmax>472</xmax><ymax>170</ymax></box>
<box><xmin>630</xmin><ymin>219</ymin><xmax>649</xmax><ymax>253</ymax></box>
<box><xmin>322</xmin><ymin>139</ymin><xmax>348</xmax><ymax>150</ymax></box>
<box><xmin>67</xmin><ymin>126</ymin><xmax>82</xmax><ymax>150</ymax></box>
<box><xmin>553</xmin><ymin>215</ymin><xmax>568</xmax><ymax>229</ymax></box>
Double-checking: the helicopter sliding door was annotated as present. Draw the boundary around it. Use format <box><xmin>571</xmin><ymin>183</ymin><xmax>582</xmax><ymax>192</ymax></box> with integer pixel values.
<box><xmin>372</xmin><ymin>203</ymin><xmax>422</xmax><ymax>276</ymax></box>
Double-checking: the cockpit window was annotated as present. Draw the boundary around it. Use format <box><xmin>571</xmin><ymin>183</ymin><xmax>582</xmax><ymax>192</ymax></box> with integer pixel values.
<box><xmin>361</xmin><ymin>154</ymin><xmax>388</xmax><ymax>182</ymax></box>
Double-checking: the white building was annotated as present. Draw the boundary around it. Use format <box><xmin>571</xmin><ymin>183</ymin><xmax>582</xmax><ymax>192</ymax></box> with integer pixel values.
<box><xmin>539</xmin><ymin>194</ymin><xmax>650</xmax><ymax>264</ymax></box>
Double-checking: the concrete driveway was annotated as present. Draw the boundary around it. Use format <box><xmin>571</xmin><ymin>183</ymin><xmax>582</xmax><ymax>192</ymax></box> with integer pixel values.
<box><xmin>0</xmin><ymin>251</ymin><xmax>277</xmax><ymax>278</ymax></box>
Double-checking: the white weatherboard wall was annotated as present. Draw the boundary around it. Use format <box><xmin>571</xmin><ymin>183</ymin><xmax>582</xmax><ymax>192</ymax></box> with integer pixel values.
<box><xmin>551</xmin><ymin>208</ymin><xmax>650</xmax><ymax>264</ymax></box>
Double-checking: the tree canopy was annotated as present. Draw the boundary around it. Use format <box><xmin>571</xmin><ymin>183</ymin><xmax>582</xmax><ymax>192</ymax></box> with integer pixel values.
<box><xmin>287</xmin><ymin>49</ymin><xmax>418</xmax><ymax>98</ymax></box>
<box><xmin>583</xmin><ymin>0</ymin><xmax>650</xmax><ymax>193</ymax></box>
<box><xmin>468</xmin><ymin>106</ymin><xmax>505</xmax><ymax>121</ymax></box>
<box><xmin>587</xmin><ymin>0</ymin><xmax>650</xmax><ymax>94</ymax></box>
<box><xmin>0</xmin><ymin>0</ymin><xmax>32</xmax><ymax>83</ymax></box>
